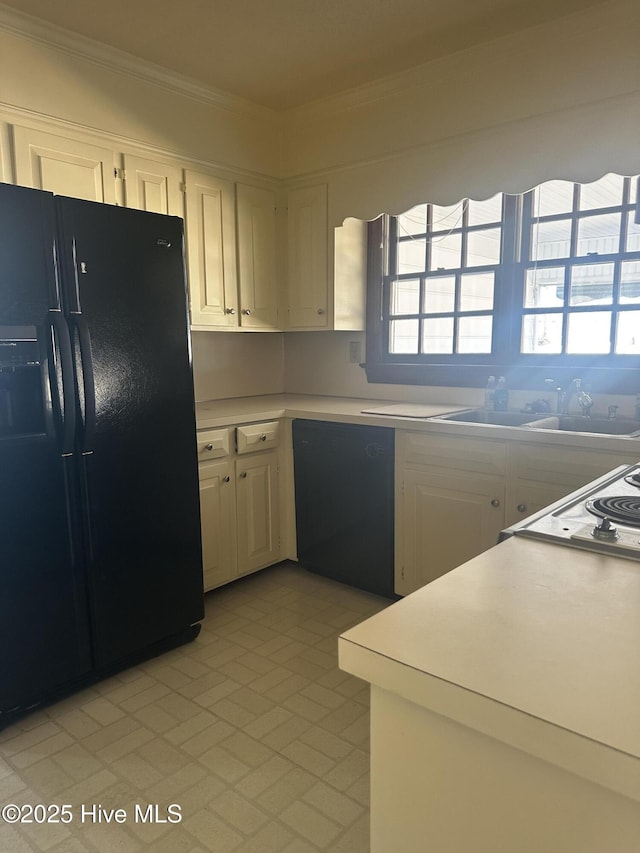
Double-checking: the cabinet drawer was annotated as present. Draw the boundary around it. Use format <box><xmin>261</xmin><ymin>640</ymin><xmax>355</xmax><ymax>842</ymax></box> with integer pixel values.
<box><xmin>400</xmin><ymin>431</ymin><xmax>506</xmax><ymax>477</ymax></box>
<box><xmin>236</xmin><ymin>421</ymin><xmax>280</xmax><ymax>454</ymax></box>
<box><xmin>197</xmin><ymin>428</ymin><xmax>231</xmax><ymax>461</ymax></box>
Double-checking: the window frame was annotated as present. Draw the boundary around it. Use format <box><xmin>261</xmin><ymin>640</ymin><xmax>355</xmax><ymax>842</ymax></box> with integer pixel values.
<box><xmin>365</xmin><ymin>181</ymin><xmax>640</xmax><ymax>394</ymax></box>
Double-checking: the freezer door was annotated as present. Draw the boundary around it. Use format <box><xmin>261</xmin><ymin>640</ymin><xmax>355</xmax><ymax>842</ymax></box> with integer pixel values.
<box><xmin>0</xmin><ymin>184</ymin><xmax>91</xmax><ymax>716</ymax></box>
<box><xmin>56</xmin><ymin>198</ymin><xmax>204</xmax><ymax>668</ymax></box>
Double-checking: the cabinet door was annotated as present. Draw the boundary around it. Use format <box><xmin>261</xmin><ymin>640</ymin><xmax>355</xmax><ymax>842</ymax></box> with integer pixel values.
<box><xmin>123</xmin><ymin>154</ymin><xmax>183</xmax><ymax>216</ymax></box>
<box><xmin>287</xmin><ymin>184</ymin><xmax>328</xmax><ymax>328</ymax></box>
<box><xmin>236</xmin><ymin>184</ymin><xmax>279</xmax><ymax>329</ymax></box>
<box><xmin>185</xmin><ymin>170</ymin><xmax>238</xmax><ymax>328</ymax></box>
<box><xmin>505</xmin><ymin>442</ymin><xmax>640</xmax><ymax>528</ymax></box>
<box><xmin>199</xmin><ymin>459</ymin><xmax>237</xmax><ymax>591</ymax></box>
<box><xmin>236</xmin><ymin>451</ymin><xmax>280</xmax><ymax>575</ymax></box>
<box><xmin>12</xmin><ymin>126</ymin><xmax>117</xmax><ymax>203</ymax></box>
<box><xmin>397</xmin><ymin>468</ymin><xmax>505</xmax><ymax>595</ymax></box>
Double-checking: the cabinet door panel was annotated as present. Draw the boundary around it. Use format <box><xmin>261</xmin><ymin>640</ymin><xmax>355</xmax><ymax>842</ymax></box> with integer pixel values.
<box><xmin>123</xmin><ymin>154</ymin><xmax>183</xmax><ymax>216</ymax></box>
<box><xmin>199</xmin><ymin>460</ymin><xmax>237</xmax><ymax>591</ymax></box>
<box><xmin>237</xmin><ymin>184</ymin><xmax>278</xmax><ymax>329</ymax></box>
<box><xmin>398</xmin><ymin>469</ymin><xmax>504</xmax><ymax>595</ymax></box>
<box><xmin>13</xmin><ymin>126</ymin><xmax>116</xmax><ymax>203</ymax></box>
<box><xmin>505</xmin><ymin>442</ymin><xmax>640</xmax><ymax>527</ymax></box>
<box><xmin>236</xmin><ymin>452</ymin><xmax>280</xmax><ymax>575</ymax></box>
<box><xmin>185</xmin><ymin>170</ymin><xmax>238</xmax><ymax>328</ymax></box>
<box><xmin>287</xmin><ymin>184</ymin><xmax>328</xmax><ymax>327</ymax></box>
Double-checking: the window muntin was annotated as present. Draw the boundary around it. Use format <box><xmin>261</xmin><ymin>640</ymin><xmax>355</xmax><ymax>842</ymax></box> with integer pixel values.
<box><xmin>387</xmin><ymin>195</ymin><xmax>504</xmax><ymax>356</ymax></box>
<box><xmin>369</xmin><ymin>173</ymin><xmax>640</xmax><ymax>388</ymax></box>
<box><xmin>520</xmin><ymin>173</ymin><xmax>640</xmax><ymax>356</ymax></box>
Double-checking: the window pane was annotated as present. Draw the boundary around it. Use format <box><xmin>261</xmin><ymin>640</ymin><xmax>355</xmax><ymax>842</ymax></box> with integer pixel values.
<box><xmin>457</xmin><ymin>315</ymin><xmax>492</xmax><ymax>353</ymax></box>
<box><xmin>422</xmin><ymin>317</ymin><xmax>454</xmax><ymax>353</ymax></box>
<box><xmin>467</xmin><ymin>194</ymin><xmax>502</xmax><ymax>226</ymax></box>
<box><xmin>521</xmin><ymin>314</ymin><xmax>563</xmax><ymax>353</ymax></box>
<box><xmin>566</xmin><ymin>311</ymin><xmax>611</xmax><ymax>354</ymax></box>
<box><xmin>615</xmin><ymin>311</ymin><xmax>640</xmax><ymax>353</ymax></box>
<box><xmin>533</xmin><ymin>180</ymin><xmax>574</xmax><ymax>217</ymax></box>
<box><xmin>431</xmin><ymin>202</ymin><xmax>464</xmax><ymax>232</ymax></box>
<box><xmin>631</xmin><ymin>176</ymin><xmax>639</xmax><ymax>206</ymax></box>
<box><xmin>576</xmin><ymin>213</ymin><xmax>621</xmax><ymax>256</ymax></box>
<box><xmin>390</xmin><ymin>279</ymin><xmax>420</xmax><ymax>315</ymax></box>
<box><xmin>460</xmin><ymin>273</ymin><xmax>494</xmax><ymax>311</ymax></box>
<box><xmin>626</xmin><ymin>217</ymin><xmax>640</xmax><ymax>253</ymax></box>
<box><xmin>397</xmin><ymin>239</ymin><xmax>426</xmax><ymax>274</ymax></box>
<box><xmin>466</xmin><ymin>228</ymin><xmax>501</xmax><ymax>267</ymax></box>
<box><xmin>398</xmin><ymin>205</ymin><xmax>427</xmax><ymax>236</ymax></box>
<box><xmin>569</xmin><ymin>263</ymin><xmax>614</xmax><ymax>305</ymax></box>
<box><xmin>430</xmin><ymin>232</ymin><xmax>461</xmax><ymax>270</ymax></box>
<box><xmin>621</xmin><ymin>261</ymin><xmax>640</xmax><ymax>303</ymax></box>
<box><xmin>531</xmin><ymin>219</ymin><xmax>571</xmax><ymax>261</ymax></box>
<box><xmin>524</xmin><ymin>267</ymin><xmax>564</xmax><ymax>308</ymax></box>
<box><xmin>423</xmin><ymin>276</ymin><xmax>455</xmax><ymax>313</ymax></box>
<box><xmin>579</xmin><ymin>174</ymin><xmax>624</xmax><ymax>210</ymax></box>
<box><xmin>389</xmin><ymin>319</ymin><xmax>419</xmax><ymax>353</ymax></box>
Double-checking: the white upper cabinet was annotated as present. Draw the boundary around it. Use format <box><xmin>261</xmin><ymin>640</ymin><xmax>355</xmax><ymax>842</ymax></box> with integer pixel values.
<box><xmin>287</xmin><ymin>184</ymin><xmax>328</xmax><ymax>328</ymax></box>
<box><xmin>286</xmin><ymin>184</ymin><xmax>366</xmax><ymax>330</ymax></box>
<box><xmin>12</xmin><ymin>126</ymin><xmax>117</xmax><ymax>203</ymax></box>
<box><xmin>122</xmin><ymin>154</ymin><xmax>183</xmax><ymax>216</ymax></box>
<box><xmin>184</xmin><ymin>169</ymin><xmax>238</xmax><ymax>329</ymax></box>
<box><xmin>185</xmin><ymin>172</ymin><xmax>279</xmax><ymax>331</ymax></box>
<box><xmin>236</xmin><ymin>183</ymin><xmax>278</xmax><ymax>330</ymax></box>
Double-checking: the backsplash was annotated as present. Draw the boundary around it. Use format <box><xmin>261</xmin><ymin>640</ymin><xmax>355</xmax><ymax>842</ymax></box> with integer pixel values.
<box><xmin>192</xmin><ymin>329</ymin><xmax>640</xmax><ymax>420</ymax></box>
<box><xmin>191</xmin><ymin>331</ymin><xmax>285</xmax><ymax>402</ymax></box>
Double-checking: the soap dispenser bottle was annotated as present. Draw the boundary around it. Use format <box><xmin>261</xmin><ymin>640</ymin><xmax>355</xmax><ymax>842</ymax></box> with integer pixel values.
<box><xmin>493</xmin><ymin>376</ymin><xmax>509</xmax><ymax>412</ymax></box>
<box><xmin>484</xmin><ymin>376</ymin><xmax>496</xmax><ymax>411</ymax></box>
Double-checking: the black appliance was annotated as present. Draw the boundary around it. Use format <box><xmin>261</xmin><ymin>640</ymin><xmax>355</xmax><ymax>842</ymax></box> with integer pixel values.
<box><xmin>292</xmin><ymin>419</ymin><xmax>395</xmax><ymax>598</ymax></box>
<box><xmin>0</xmin><ymin>183</ymin><xmax>203</xmax><ymax>724</ymax></box>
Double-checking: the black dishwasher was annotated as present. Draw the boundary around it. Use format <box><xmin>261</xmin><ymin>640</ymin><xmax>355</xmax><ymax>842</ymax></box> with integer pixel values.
<box><xmin>292</xmin><ymin>419</ymin><xmax>394</xmax><ymax>598</ymax></box>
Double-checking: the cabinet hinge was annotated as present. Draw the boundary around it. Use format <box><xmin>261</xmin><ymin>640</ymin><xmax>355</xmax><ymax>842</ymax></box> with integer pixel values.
<box><xmin>114</xmin><ymin>167</ymin><xmax>125</xmax><ymax>180</ymax></box>
<box><xmin>180</xmin><ymin>181</ymin><xmax>186</xmax><ymax>193</ymax></box>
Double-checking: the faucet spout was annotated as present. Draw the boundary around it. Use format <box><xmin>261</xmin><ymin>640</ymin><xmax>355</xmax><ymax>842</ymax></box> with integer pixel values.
<box><xmin>572</xmin><ymin>379</ymin><xmax>593</xmax><ymax>417</ymax></box>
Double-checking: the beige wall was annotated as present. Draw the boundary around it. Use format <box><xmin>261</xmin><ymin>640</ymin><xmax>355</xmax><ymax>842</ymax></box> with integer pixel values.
<box><xmin>283</xmin><ymin>0</ymin><xmax>640</xmax><ymax>225</ymax></box>
<box><xmin>0</xmin><ymin>17</ymin><xmax>281</xmax><ymax>178</ymax></box>
<box><xmin>191</xmin><ymin>333</ymin><xmax>285</xmax><ymax>402</ymax></box>
<box><xmin>2</xmin><ymin>2</ymin><xmax>639</xmax><ymax>404</ymax></box>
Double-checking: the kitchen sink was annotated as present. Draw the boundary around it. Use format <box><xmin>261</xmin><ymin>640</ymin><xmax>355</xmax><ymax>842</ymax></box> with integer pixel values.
<box><xmin>437</xmin><ymin>409</ymin><xmax>546</xmax><ymax>427</ymax></box>
<box><xmin>433</xmin><ymin>409</ymin><xmax>640</xmax><ymax>436</ymax></box>
<box><xmin>527</xmin><ymin>415</ymin><xmax>640</xmax><ymax>436</ymax></box>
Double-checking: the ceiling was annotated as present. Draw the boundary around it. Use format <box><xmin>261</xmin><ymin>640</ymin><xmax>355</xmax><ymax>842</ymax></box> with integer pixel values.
<box><xmin>1</xmin><ymin>0</ymin><xmax>605</xmax><ymax>110</ymax></box>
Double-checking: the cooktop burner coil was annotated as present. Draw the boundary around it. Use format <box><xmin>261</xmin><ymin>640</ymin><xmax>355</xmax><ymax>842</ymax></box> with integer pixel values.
<box><xmin>586</xmin><ymin>496</ymin><xmax>640</xmax><ymax>528</ymax></box>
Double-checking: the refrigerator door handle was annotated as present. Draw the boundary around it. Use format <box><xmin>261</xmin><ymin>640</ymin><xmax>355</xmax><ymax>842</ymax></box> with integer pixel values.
<box><xmin>48</xmin><ymin>310</ymin><xmax>76</xmax><ymax>455</ymax></box>
<box><xmin>70</xmin><ymin>314</ymin><xmax>97</xmax><ymax>454</ymax></box>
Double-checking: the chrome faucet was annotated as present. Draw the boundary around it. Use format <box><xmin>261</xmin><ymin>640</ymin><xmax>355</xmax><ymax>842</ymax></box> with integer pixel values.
<box><xmin>572</xmin><ymin>379</ymin><xmax>593</xmax><ymax>417</ymax></box>
<box><xmin>544</xmin><ymin>378</ymin><xmax>593</xmax><ymax>416</ymax></box>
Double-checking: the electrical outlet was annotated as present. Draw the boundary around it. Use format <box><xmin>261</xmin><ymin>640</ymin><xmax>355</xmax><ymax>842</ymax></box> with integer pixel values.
<box><xmin>349</xmin><ymin>341</ymin><xmax>361</xmax><ymax>363</ymax></box>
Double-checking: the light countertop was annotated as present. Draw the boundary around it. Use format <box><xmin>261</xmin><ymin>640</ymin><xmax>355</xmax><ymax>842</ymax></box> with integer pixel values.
<box><xmin>195</xmin><ymin>393</ymin><xmax>640</xmax><ymax>452</ymax></box>
<box><xmin>339</xmin><ymin>535</ymin><xmax>640</xmax><ymax>801</ymax></box>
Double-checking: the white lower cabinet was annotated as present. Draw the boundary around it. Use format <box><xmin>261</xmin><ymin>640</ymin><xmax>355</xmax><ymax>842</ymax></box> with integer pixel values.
<box><xmin>504</xmin><ymin>441</ymin><xmax>640</xmax><ymax>528</ymax></box>
<box><xmin>397</xmin><ymin>429</ymin><xmax>640</xmax><ymax>596</ymax></box>
<box><xmin>396</xmin><ymin>431</ymin><xmax>506</xmax><ymax>596</ymax></box>
<box><xmin>198</xmin><ymin>424</ymin><xmax>281</xmax><ymax>592</ymax></box>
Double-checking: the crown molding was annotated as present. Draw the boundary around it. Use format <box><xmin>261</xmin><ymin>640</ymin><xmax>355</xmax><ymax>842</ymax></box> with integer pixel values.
<box><xmin>283</xmin><ymin>0</ymin><xmax>629</xmax><ymax>124</ymax></box>
<box><xmin>0</xmin><ymin>3</ymin><xmax>276</xmax><ymax>122</ymax></box>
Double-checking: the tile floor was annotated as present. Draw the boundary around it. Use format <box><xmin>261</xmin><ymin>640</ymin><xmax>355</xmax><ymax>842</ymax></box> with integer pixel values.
<box><xmin>0</xmin><ymin>562</ymin><xmax>391</xmax><ymax>852</ymax></box>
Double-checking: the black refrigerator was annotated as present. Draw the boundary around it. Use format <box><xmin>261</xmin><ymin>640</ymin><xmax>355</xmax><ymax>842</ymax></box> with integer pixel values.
<box><xmin>0</xmin><ymin>183</ymin><xmax>204</xmax><ymax>723</ymax></box>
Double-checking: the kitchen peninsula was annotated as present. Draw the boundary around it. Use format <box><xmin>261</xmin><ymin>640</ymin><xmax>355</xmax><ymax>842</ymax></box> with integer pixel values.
<box><xmin>339</xmin><ymin>535</ymin><xmax>640</xmax><ymax>853</ymax></box>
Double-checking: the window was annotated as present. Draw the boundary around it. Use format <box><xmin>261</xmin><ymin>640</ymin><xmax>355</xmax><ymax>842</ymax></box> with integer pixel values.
<box><xmin>365</xmin><ymin>173</ymin><xmax>640</xmax><ymax>391</ymax></box>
